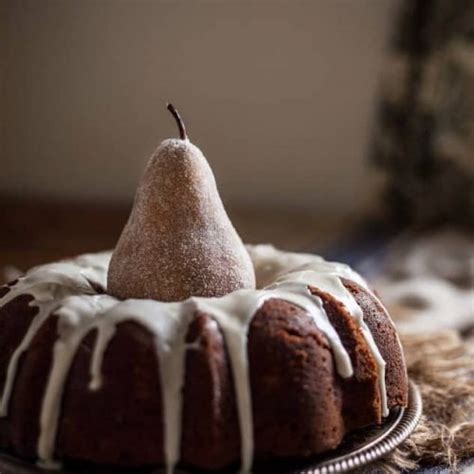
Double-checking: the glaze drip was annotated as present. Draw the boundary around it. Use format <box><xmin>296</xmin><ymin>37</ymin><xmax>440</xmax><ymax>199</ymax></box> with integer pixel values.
<box><xmin>0</xmin><ymin>245</ymin><xmax>390</xmax><ymax>472</ymax></box>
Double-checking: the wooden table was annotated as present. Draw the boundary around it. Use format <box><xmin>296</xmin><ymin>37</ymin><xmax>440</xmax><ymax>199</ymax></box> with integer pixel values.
<box><xmin>0</xmin><ymin>195</ymin><xmax>351</xmax><ymax>282</ymax></box>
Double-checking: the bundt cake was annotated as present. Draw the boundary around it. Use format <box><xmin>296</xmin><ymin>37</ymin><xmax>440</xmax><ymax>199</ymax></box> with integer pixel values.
<box><xmin>0</xmin><ymin>105</ymin><xmax>408</xmax><ymax>471</ymax></box>
<box><xmin>0</xmin><ymin>244</ymin><xmax>408</xmax><ymax>472</ymax></box>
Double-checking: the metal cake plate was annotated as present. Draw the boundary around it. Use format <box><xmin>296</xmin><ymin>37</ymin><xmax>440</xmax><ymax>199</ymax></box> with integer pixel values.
<box><xmin>0</xmin><ymin>381</ymin><xmax>422</xmax><ymax>474</ymax></box>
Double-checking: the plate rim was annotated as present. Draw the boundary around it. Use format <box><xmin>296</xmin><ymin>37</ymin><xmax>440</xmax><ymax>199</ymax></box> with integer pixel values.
<box><xmin>293</xmin><ymin>379</ymin><xmax>422</xmax><ymax>474</ymax></box>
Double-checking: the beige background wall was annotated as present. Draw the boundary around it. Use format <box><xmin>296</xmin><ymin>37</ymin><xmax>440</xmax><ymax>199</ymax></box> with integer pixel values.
<box><xmin>1</xmin><ymin>0</ymin><xmax>394</xmax><ymax>215</ymax></box>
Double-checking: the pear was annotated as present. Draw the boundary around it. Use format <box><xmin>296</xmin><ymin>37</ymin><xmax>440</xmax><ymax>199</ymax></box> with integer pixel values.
<box><xmin>107</xmin><ymin>104</ymin><xmax>256</xmax><ymax>302</ymax></box>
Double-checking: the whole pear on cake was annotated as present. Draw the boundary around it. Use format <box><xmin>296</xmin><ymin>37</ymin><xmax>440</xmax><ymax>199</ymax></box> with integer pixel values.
<box><xmin>108</xmin><ymin>104</ymin><xmax>256</xmax><ymax>302</ymax></box>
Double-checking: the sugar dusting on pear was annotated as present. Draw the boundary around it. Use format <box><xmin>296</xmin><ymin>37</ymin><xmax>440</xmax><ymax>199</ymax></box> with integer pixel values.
<box><xmin>107</xmin><ymin>103</ymin><xmax>256</xmax><ymax>302</ymax></box>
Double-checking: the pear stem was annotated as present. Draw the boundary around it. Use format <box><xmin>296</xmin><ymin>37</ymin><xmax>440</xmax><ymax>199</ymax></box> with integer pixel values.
<box><xmin>167</xmin><ymin>103</ymin><xmax>188</xmax><ymax>140</ymax></box>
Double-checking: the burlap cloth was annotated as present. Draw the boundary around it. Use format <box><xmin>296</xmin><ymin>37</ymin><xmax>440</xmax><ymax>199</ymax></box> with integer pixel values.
<box><xmin>368</xmin><ymin>330</ymin><xmax>474</xmax><ymax>473</ymax></box>
<box><xmin>368</xmin><ymin>230</ymin><xmax>474</xmax><ymax>473</ymax></box>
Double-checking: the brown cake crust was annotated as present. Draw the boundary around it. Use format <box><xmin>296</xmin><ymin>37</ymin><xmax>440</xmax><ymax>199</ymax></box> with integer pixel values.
<box><xmin>0</xmin><ymin>289</ymin><xmax>41</xmax><ymax>454</ymax></box>
<box><xmin>249</xmin><ymin>299</ymin><xmax>345</xmax><ymax>460</ymax></box>
<box><xmin>309</xmin><ymin>286</ymin><xmax>382</xmax><ymax>429</ymax></box>
<box><xmin>0</xmin><ymin>278</ymin><xmax>408</xmax><ymax>471</ymax></box>
<box><xmin>181</xmin><ymin>313</ymin><xmax>240</xmax><ymax>470</ymax></box>
<box><xmin>57</xmin><ymin>322</ymin><xmax>165</xmax><ymax>466</ymax></box>
<box><xmin>342</xmin><ymin>279</ymin><xmax>409</xmax><ymax>408</ymax></box>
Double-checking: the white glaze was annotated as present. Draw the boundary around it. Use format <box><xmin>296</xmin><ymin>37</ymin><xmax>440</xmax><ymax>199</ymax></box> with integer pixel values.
<box><xmin>0</xmin><ymin>245</ymin><xmax>392</xmax><ymax>472</ymax></box>
<box><xmin>0</xmin><ymin>257</ymin><xmax>107</xmax><ymax>418</ymax></box>
<box><xmin>273</xmin><ymin>268</ymin><xmax>388</xmax><ymax>416</ymax></box>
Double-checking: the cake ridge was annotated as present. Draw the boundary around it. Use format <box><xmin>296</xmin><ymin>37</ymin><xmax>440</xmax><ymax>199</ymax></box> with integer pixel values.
<box><xmin>0</xmin><ymin>244</ymin><xmax>391</xmax><ymax>473</ymax></box>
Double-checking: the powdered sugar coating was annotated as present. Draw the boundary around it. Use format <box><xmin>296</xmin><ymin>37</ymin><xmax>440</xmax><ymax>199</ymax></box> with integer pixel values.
<box><xmin>108</xmin><ymin>139</ymin><xmax>256</xmax><ymax>302</ymax></box>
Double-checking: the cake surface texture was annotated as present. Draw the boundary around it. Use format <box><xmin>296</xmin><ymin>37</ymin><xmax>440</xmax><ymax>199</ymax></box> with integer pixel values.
<box><xmin>0</xmin><ymin>245</ymin><xmax>408</xmax><ymax>472</ymax></box>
